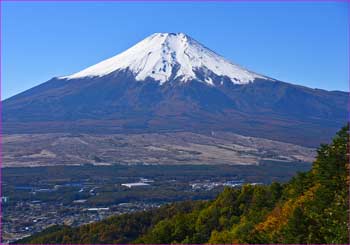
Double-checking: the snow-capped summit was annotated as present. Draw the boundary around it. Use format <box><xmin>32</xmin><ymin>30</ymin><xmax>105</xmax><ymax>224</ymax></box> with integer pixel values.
<box><xmin>62</xmin><ymin>32</ymin><xmax>267</xmax><ymax>85</ymax></box>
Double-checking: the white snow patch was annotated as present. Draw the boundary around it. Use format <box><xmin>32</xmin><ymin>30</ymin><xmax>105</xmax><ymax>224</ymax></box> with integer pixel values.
<box><xmin>61</xmin><ymin>33</ymin><xmax>269</xmax><ymax>85</ymax></box>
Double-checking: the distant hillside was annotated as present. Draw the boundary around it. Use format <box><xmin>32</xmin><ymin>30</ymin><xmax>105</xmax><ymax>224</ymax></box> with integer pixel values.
<box><xmin>16</xmin><ymin>126</ymin><xmax>349</xmax><ymax>244</ymax></box>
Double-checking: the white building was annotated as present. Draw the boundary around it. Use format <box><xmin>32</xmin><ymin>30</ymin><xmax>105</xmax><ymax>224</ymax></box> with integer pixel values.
<box><xmin>121</xmin><ymin>182</ymin><xmax>150</xmax><ymax>188</ymax></box>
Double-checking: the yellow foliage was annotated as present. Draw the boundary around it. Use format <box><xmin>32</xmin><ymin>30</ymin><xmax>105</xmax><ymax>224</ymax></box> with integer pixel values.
<box><xmin>255</xmin><ymin>183</ymin><xmax>320</xmax><ymax>236</ymax></box>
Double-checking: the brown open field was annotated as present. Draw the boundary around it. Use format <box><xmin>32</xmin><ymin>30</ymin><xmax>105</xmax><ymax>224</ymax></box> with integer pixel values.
<box><xmin>3</xmin><ymin>131</ymin><xmax>315</xmax><ymax>167</ymax></box>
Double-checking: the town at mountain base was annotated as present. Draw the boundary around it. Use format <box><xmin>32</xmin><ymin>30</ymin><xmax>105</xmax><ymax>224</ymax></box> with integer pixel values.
<box><xmin>16</xmin><ymin>126</ymin><xmax>349</xmax><ymax>244</ymax></box>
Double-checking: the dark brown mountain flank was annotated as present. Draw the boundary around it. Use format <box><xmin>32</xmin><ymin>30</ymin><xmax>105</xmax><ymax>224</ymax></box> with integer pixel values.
<box><xmin>3</xmin><ymin>33</ymin><xmax>347</xmax><ymax>147</ymax></box>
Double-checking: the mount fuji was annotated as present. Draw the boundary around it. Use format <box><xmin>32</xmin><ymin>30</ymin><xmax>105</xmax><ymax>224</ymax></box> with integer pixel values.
<box><xmin>3</xmin><ymin>33</ymin><xmax>347</xmax><ymax>147</ymax></box>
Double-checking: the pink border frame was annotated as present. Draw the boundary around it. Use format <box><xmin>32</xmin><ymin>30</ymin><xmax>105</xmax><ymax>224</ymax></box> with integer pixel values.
<box><xmin>0</xmin><ymin>0</ymin><xmax>349</xmax><ymax>244</ymax></box>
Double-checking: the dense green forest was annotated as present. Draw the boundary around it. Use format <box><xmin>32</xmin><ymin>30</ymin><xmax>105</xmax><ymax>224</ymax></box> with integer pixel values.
<box><xmin>17</xmin><ymin>126</ymin><xmax>349</xmax><ymax>244</ymax></box>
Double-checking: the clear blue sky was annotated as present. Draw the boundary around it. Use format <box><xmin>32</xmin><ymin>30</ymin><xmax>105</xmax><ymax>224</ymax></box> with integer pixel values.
<box><xmin>2</xmin><ymin>1</ymin><xmax>348</xmax><ymax>99</ymax></box>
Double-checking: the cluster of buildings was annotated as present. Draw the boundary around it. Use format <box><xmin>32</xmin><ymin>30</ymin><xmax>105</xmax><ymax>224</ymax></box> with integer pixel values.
<box><xmin>2</xmin><ymin>200</ymin><xmax>159</xmax><ymax>244</ymax></box>
<box><xmin>190</xmin><ymin>179</ymin><xmax>262</xmax><ymax>191</ymax></box>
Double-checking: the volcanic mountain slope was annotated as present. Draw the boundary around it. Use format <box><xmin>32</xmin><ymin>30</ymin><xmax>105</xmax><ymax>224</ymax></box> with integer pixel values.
<box><xmin>3</xmin><ymin>32</ymin><xmax>347</xmax><ymax>147</ymax></box>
